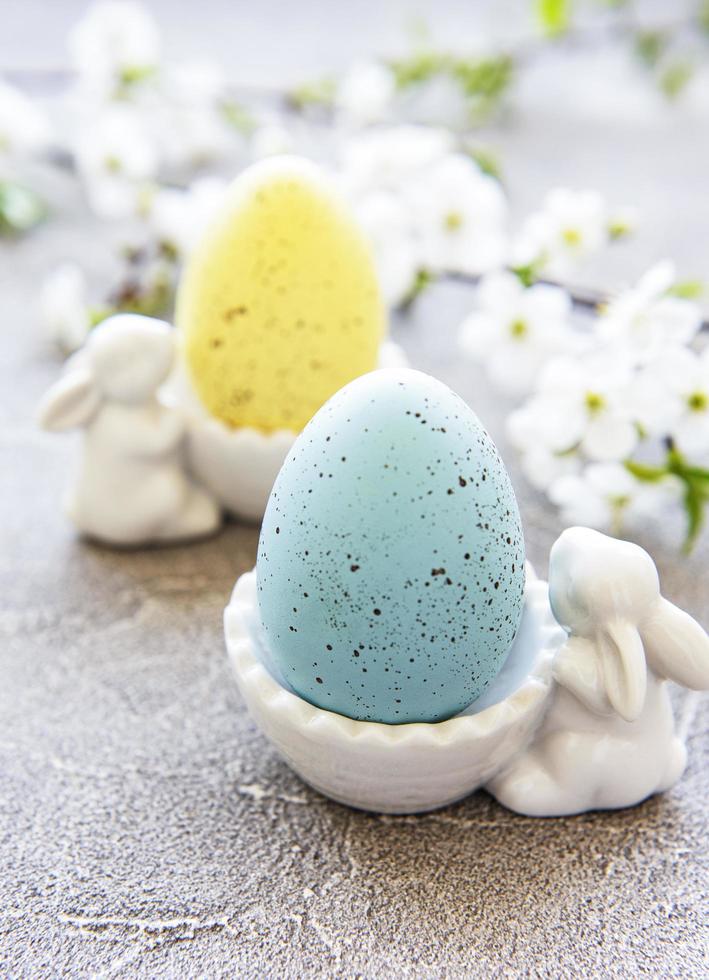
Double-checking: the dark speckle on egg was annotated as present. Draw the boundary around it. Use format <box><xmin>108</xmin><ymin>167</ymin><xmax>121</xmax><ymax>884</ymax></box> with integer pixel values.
<box><xmin>256</xmin><ymin>368</ymin><xmax>525</xmax><ymax>725</ymax></box>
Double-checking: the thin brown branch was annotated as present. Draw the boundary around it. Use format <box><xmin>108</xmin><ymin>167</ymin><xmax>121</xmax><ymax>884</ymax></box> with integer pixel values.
<box><xmin>400</xmin><ymin>270</ymin><xmax>709</xmax><ymax>332</ymax></box>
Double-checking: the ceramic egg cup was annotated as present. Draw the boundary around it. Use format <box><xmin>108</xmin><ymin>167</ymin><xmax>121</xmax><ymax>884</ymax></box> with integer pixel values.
<box><xmin>225</xmin><ymin>567</ymin><xmax>562</xmax><ymax>814</ymax></box>
<box><xmin>170</xmin><ymin>340</ymin><xmax>408</xmax><ymax>522</ymax></box>
<box><xmin>225</xmin><ymin>528</ymin><xmax>709</xmax><ymax>818</ymax></box>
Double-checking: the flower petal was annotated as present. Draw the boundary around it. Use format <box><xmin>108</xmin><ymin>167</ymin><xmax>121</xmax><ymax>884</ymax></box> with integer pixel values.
<box><xmin>582</xmin><ymin>414</ymin><xmax>638</xmax><ymax>461</ymax></box>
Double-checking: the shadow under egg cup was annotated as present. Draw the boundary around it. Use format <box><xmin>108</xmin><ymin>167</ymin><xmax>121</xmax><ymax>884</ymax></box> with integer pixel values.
<box><xmin>224</xmin><ymin>568</ymin><xmax>563</xmax><ymax>814</ymax></box>
<box><xmin>170</xmin><ymin>341</ymin><xmax>409</xmax><ymax>523</ymax></box>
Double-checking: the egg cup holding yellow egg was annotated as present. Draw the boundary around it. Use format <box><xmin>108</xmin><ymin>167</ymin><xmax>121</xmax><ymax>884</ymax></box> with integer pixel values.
<box><xmin>225</xmin><ymin>368</ymin><xmax>709</xmax><ymax>817</ymax></box>
<box><xmin>171</xmin><ymin>156</ymin><xmax>407</xmax><ymax>522</ymax></box>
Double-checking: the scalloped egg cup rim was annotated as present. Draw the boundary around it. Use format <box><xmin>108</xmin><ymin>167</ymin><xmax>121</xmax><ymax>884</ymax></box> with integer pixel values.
<box><xmin>188</xmin><ymin>416</ymin><xmax>298</xmax><ymax>447</ymax></box>
<box><xmin>225</xmin><ymin>570</ymin><xmax>558</xmax><ymax>749</ymax></box>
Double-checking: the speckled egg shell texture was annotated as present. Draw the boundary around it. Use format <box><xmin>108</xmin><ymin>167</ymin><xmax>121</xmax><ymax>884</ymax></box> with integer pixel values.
<box><xmin>256</xmin><ymin>368</ymin><xmax>526</xmax><ymax>724</ymax></box>
<box><xmin>176</xmin><ymin>156</ymin><xmax>385</xmax><ymax>433</ymax></box>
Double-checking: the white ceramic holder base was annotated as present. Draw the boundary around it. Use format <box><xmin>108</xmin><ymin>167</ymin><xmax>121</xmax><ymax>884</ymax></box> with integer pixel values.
<box><xmin>170</xmin><ymin>341</ymin><xmax>408</xmax><ymax>523</ymax></box>
<box><xmin>224</xmin><ymin>528</ymin><xmax>709</xmax><ymax>817</ymax></box>
<box><xmin>226</xmin><ymin>567</ymin><xmax>560</xmax><ymax>814</ymax></box>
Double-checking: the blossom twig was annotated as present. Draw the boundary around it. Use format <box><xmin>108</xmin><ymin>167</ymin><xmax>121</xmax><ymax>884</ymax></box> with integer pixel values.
<box><xmin>401</xmin><ymin>269</ymin><xmax>709</xmax><ymax>332</ymax></box>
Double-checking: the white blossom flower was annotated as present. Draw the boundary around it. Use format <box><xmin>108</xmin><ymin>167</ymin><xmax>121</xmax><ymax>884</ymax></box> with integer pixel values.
<box><xmin>507</xmin><ymin>353</ymin><xmax>638</xmax><ymax>462</ymax></box>
<box><xmin>0</xmin><ymin>81</ymin><xmax>51</xmax><ymax>158</ymax></box>
<box><xmin>355</xmin><ymin>190</ymin><xmax>418</xmax><ymax>306</ymax></box>
<box><xmin>513</xmin><ymin>188</ymin><xmax>609</xmax><ymax>276</ymax></box>
<box><xmin>598</xmin><ymin>260</ymin><xmax>702</xmax><ymax>357</ymax></box>
<box><xmin>74</xmin><ymin>105</ymin><xmax>158</xmax><ymax>218</ymax></box>
<box><xmin>39</xmin><ymin>264</ymin><xmax>91</xmax><ymax>353</ymax></box>
<box><xmin>339</xmin><ymin>125</ymin><xmax>454</xmax><ymax>195</ymax></box>
<box><xmin>336</xmin><ymin>61</ymin><xmax>396</xmax><ymax>125</ymax></box>
<box><xmin>459</xmin><ymin>272</ymin><xmax>574</xmax><ymax>395</ymax></box>
<box><xmin>506</xmin><ymin>403</ymin><xmax>582</xmax><ymax>491</ymax></box>
<box><xmin>250</xmin><ymin>123</ymin><xmax>295</xmax><ymax>160</ymax></box>
<box><xmin>69</xmin><ymin>0</ymin><xmax>161</xmax><ymax>99</ymax></box>
<box><xmin>666</xmin><ymin>350</ymin><xmax>709</xmax><ymax>457</ymax></box>
<box><xmin>407</xmin><ymin>153</ymin><xmax>507</xmax><ymax>275</ymax></box>
<box><xmin>151</xmin><ymin>62</ymin><xmax>234</xmax><ymax>169</ymax></box>
<box><xmin>148</xmin><ymin>176</ymin><xmax>227</xmax><ymax>256</ymax></box>
<box><xmin>151</xmin><ymin>103</ymin><xmax>230</xmax><ymax>171</ymax></box>
<box><xmin>549</xmin><ymin>462</ymin><xmax>682</xmax><ymax>533</ymax></box>
<box><xmin>518</xmin><ymin>444</ymin><xmax>582</xmax><ymax>493</ymax></box>
<box><xmin>631</xmin><ymin>346</ymin><xmax>709</xmax><ymax>458</ymax></box>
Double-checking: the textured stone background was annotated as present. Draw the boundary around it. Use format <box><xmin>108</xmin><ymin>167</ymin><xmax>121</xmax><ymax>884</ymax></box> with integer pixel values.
<box><xmin>1</xmin><ymin>3</ymin><xmax>708</xmax><ymax>977</ymax></box>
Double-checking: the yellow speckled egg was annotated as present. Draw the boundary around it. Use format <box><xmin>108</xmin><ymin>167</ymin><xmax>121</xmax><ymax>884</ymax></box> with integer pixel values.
<box><xmin>175</xmin><ymin>156</ymin><xmax>385</xmax><ymax>432</ymax></box>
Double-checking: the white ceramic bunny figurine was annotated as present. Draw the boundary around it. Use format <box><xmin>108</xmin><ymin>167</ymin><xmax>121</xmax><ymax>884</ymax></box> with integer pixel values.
<box><xmin>488</xmin><ymin>526</ymin><xmax>709</xmax><ymax>817</ymax></box>
<box><xmin>37</xmin><ymin>314</ymin><xmax>221</xmax><ymax>546</ymax></box>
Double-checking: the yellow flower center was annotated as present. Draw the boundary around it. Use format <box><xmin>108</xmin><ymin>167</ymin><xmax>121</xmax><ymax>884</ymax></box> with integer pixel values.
<box><xmin>687</xmin><ymin>390</ymin><xmax>707</xmax><ymax>412</ymax></box>
<box><xmin>585</xmin><ymin>391</ymin><xmax>606</xmax><ymax>414</ymax></box>
<box><xmin>562</xmin><ymin>227</ymin><xmax>582</xmax><ymax>248</ymax></box>
<box><xmin>444</xmin><ymin>211</ymin><xmax>463</xmax><ymax>232</ymax></box>
<box><xmin>509</xmin><ymin>318</ymin><xmax>528</xmax><ymax>340</ymax></box>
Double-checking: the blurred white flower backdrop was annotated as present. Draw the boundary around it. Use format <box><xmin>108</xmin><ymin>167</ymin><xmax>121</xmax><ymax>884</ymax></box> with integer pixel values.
<box><xmin>3</xmin><ymin>0</ymin><xmax>709</xmax><ymax>548</ymax></box>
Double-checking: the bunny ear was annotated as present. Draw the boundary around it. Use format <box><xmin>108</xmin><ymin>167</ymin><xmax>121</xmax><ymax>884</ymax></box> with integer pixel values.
<box><xmin>600</xmin><ymin>621</ymin><xmax>647</xmax><ymax>722</ymax></box>
<box><xmin>36</xmin><ymin>366</ymin><xmax>100</xmax><ymax>432</ymax></box>
<box><xmin>642</xmin><ymin>598</ymin><xmax>709</xmax><ymax>691</ymax></box>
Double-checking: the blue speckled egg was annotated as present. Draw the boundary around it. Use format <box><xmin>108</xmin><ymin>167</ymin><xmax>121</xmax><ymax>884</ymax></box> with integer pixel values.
<box><xmin>256</xmin><ymin>368</ymin><xmax>525</xmax><ymax>724</ymax></box>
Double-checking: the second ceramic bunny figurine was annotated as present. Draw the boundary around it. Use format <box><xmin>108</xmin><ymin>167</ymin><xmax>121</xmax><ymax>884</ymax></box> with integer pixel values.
<box><xmin>488</xmin><ymin>527</ymin><xmax>709</xmax><ymax>816</ymax></box>
<box><xmin>37</xmin><ymin>315</ymin><xmax>221</xmax><ymax>546</ymax></box>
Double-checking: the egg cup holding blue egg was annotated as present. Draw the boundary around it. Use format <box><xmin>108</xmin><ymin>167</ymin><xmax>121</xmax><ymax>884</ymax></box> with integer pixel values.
<box><xmin>169</xmin><ymin>155</ymin><xmax>407</xmax><ymax>522</ymax></box>
<box><xmin>225</xmin><ymin>367</ymin><xmax>709</xmax><ymax>816</ymax></box>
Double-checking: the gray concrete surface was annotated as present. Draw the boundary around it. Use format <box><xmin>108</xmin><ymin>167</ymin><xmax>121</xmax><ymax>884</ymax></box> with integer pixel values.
<box><xmin>1</xmin><ymin>3</ymin><xmax>708</xmax><ymax>977</ymax></box>
<box><xmin>2</xmin><ymin>205</ymin><xmax>708</xmax><ymax>978</ymax></box>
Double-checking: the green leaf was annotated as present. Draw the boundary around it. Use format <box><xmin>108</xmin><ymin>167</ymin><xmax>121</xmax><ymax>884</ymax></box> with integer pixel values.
<box><xmin>634</xmin><ymin>30</ymin><xmax>668</xmax><ymax>69</ymax></box>
<box><xmin>682</xmin><ymin>481</ymin><xmax>706</xmax><ymax>554</ymax></box>
<box><xmin>554</xmin><ymin>444</ymin><xmax>580</xmax><ymax>458</ymax></box>
<box><xmin>664</xmin><ymin>445</ymin><xmax>709</xmax><ymax>552</ymax></box>
<box><xmin>509</xmin><ymin>263</ymin><xmax>539</xmax><ymax>288</ymax></box>
<box><xmin>698</xmin><ymin>0</ymin><xmax>709</xmax><ymax>35</ymax></box>
<box><xmin>624</xmin><ymin>459</ymin><xmax>669</xmax><ymax>483</ymax></box>
<box><xmin>667</xmin><ymin>279</ymin><xmax>705</xmax><ymax>300</ymax></box>
<box><xmin>390</xmin><ymin>52</ymin><xmax>448</xmax><ymax>89</ymax></box>
<box><xmin>389</xmin><ymin>51</ymin><xmax>513</xmax><ymax>121</ymax></box>
<box><xmin>399</xmin><ymin>267</ymin><xmax>434</xmax><ymax>311</ymax></box>
<box><xmin>0</xmin><ymin>181</ymin><xmax>47</xmax><ymax>236</ymax></box>
<box><xmin>535</xmin><ymin>0</ymin><xmax>572</xmax><ymax>38</ymax></box>
<box><xmin>681</xmin><ymin>464</ymin><xmax>709</xmax><ymax>483</ymax></box>
<box><xmin>625</xmin><ymin>449</ymin><xmax>709</xmax><ymax>552</ymax></box>
<box><xmin>462</xmin><ymin>145</ymin><xmax>503</xmax><ymax>181</ymax></box>
<box><xmin>220</xmin><ymin>100</ymin><xmax>256</xmax><ymax>134</ymax></box>
<box><xmin>452</xmin><ymin>56</ymin><xmax>514</xmax><ymax>102</ymax></box>
<box><xmin>88</xmin><ymin>306</ymin><xmax>113</xmax><ymax>329</ymax></box>
<box><xmin>659</xmin><ymin>60</ymin><xmax>694</xmax><ymax>99</ymax></box>
<box><xmin>287</xmin><ymin>77</ymin><xmax>336</xmax><ymax>110</ymax></box>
